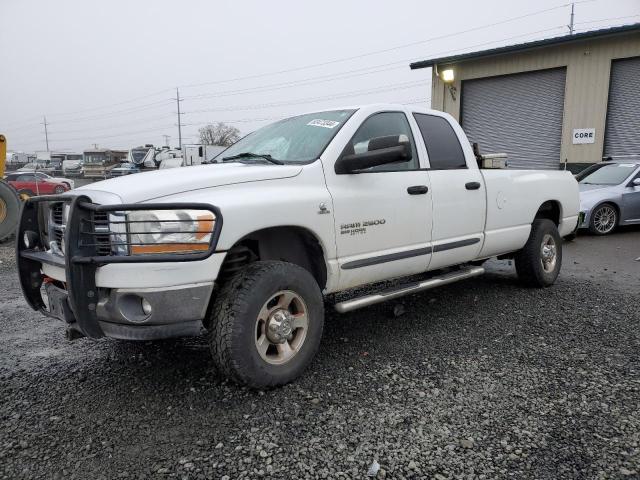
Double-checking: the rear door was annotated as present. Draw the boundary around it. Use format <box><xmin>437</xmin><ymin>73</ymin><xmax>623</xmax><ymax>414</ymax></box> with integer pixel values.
<box><xmin>323</xmin><ymin>110</ymin><xmax>433</xmax><ymax>290</ymax></box>
<box><xmin>412</xmin><ymin>113</ymin><xmax>485</xmax><ymax>270</ymax></box>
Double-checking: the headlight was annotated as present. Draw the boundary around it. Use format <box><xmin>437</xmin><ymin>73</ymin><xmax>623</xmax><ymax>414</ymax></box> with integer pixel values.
<box><xmin>127</xmin><ymin>209</ymin><xmax>216</xmax><ymax>255</ymax></box>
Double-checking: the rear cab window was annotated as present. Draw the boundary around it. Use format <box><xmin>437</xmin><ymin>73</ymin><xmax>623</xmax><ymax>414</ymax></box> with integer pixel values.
<box><xmin>413</xmin><ymin>113</ymin><xmax>467</xmax><ymax>170</ymax></box>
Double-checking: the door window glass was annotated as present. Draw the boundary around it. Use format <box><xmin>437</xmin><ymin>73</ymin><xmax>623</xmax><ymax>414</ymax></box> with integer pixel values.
<box><xmin>413</xmin><ymin>113</ymin><xmax>467</xmax><ymax>170</ymax></box>
<box><xmin>345</xmin><ymin>112</ymin><xmax>419</xmax><ymax>171</ymax></box>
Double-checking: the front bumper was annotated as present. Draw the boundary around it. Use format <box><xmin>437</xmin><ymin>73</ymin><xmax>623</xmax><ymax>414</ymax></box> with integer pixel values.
<box><xmin>17</xmin><ymin>194</ymin><xmax>223</xmax><ymax>340</ymax></box>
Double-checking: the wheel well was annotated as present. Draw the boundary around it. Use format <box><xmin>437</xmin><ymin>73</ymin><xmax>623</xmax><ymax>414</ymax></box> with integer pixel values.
<box><xmin>534</xmin><ymin>200</ymin><xmax>561</xmax><ymax>226</ymax></box>
<box><xmin>219</xmin><ymin>226</ymin><xmax>327</xmax><ymax>289</ymax></box>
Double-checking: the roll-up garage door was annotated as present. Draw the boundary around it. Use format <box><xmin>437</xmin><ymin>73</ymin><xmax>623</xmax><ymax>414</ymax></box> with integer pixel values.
<box><xmin>604</xmin><ymin>56</ymin><xmax>640</xmax><ymax>160</ymax></box>
<box><xmin>461</xmin><ymin>68</ymin><xmax>566</xmax><ymax>169</ymax></box>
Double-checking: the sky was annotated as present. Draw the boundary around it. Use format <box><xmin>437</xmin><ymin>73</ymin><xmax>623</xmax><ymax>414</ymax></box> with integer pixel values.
<box><xmin>1</xmin><ymin>0</ymin><xmax>639</xmax><ymax>153</ymax></box>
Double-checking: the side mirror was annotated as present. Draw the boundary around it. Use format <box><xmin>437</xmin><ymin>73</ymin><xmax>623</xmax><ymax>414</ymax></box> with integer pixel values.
<box><xmin>632</xmin><ymin>178</ymin><xmax>640</xmax><ymax>187</ymax></box>
<box><xmin>335</xmin><ymin>134</ymin><xmax>412</xmax><ymax>174</ymax></box>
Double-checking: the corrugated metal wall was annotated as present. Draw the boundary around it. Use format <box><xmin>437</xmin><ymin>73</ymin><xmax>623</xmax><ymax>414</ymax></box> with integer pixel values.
<box><xmin>431</xmin><ymin>32</ymin><xmax>640</xmax><ymax>167</ymax></box>
<box><xmin>461</xmin><ymin>68</ymin><xmax>566</xmax><ymax>169</ymax></box>
<box><xmin>604</xmin><ymin>56</ymin><xmax>640</xmax><ymax>160</ymax></box>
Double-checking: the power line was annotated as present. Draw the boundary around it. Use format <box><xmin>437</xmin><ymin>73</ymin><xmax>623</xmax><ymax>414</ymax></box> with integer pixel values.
<box><xmin>9</xmin><ymin>89</ymin><xmax>175</xmax><ymax>126</ymax></box>
<box><xmin>49</xmin><ymin>100</ymin><xmax>174</xmax><ymax>124</ymax></box>
<box><xmin>574</xmin><ymin>14</ymin><xmax>640</xmax><ymax>25</ymax></box>
<box><xmin>42</xmin><ymin>114</ymin><xmax>175</xmax><ymax>136</ymax></box>
<box><xmin>49</xmin><ymin>124</ymin><xmax>176</xmax><ymax>143</ymax></box>
<box><xmin>7</xmin><ymin>1</ymin><xmax>592</xmax><ymax>129</ymax></box>
<box><xmin>180</xmin><ymin>25</ymin><xmax>567</xmax><ymax>106</ymax></box>
<box><xmin>4</xmin><ymin>25</ymin><xmax>567</xmax><ymax>149</ymax></box>
<box><xmin>177</xmin><ymin>1</ymin><xmax>590</xmax><ymax>90</ymax></box>
<box><xmin>4</xmin><ymin>24</ymin><xmax>567</xmax><ymax>139</ymax></box>
<box><xmin>9</xmin><ymin>11</ymin><xmax>630</xmax><ymax>149</ymax></box>
<box><xmin>182</xmin><ymin>81</ymin><xmax>426</xmax><ymax>115</ymax></box>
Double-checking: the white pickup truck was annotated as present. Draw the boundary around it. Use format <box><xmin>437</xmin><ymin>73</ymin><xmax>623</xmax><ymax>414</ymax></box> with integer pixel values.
<box><xmin>17</xmin><ymin>104</ymin><xmax>579</xmax><ymax>388</ymax></box>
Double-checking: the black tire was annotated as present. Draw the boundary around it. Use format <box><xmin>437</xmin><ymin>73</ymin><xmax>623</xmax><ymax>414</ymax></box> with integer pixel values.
<box><xmin>0</xmin><ymin>181</ymin><xmax>21</xmax><ymax>243</ymax></box>
<box><xmin>209</xmin><ymin>260</ymin><xmax>324</xmax><ymax>388</ymax></box>
<box><xmin>18</xmin><ymin>189</ymin><xmax>34</xmax><ymax>199</ymax></box>
<box><xmin>514</xmin><ymin>219</ymin><xmax>562</xmax><ymax>287</ymax></box>
<box><xmin>588</xmin><ymin>203</ymin><xmax>618</xmax><ymax>235</ymax></box>
<box><xmin>54</xmin><ymin>185</ymin><xmax>66</xmax><ymax>194</ymax></box>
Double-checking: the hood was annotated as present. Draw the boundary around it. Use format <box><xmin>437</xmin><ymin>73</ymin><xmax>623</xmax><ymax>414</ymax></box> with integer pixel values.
<box><xmin>77</xmin><ymin>162</ymin><xmax>303</xmax><ymax>203</ymax></box>
<box><xmin>578</xmin><ymin>183</ymin><xmax>611</xmax><ymax>193</ymax></box>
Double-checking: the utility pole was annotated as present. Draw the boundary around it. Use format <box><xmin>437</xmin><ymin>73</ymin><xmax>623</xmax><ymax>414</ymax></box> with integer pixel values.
<box><xmin>568</xmin><ymin>3</ymin><xmax>575</xmax><ymax>35</ymax></box>
<box><xmin>175</xmin><ymin>87</ymin><xmax>183</xmax><ymax>149</ymax></box>
<box><xmin>161</xmin><ymin>134</ymin><xmax>171</xmax><ymax>147</ymax></box>
<box><xmin>42</xmin><ymin>116</ymin><xmax>49</xmax><ymax>151</ymax></box>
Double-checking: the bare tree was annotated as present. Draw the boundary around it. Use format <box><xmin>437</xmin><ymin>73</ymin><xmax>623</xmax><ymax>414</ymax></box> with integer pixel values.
<box><xmin>198</xmin><ymin>122</ymin><xmax>241</xmax><ymax>146</ymax></box>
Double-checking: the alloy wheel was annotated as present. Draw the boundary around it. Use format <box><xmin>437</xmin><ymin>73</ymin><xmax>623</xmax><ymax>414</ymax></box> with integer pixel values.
<box><xmin>540</xmin><ymin>233</ymin><xmax>557</xmax><ymax>273</ymax></box>
<box><xmin>254</xmin><ymin>290</ymin><xmax>309</xmax><ymax>365</ymax></box>
<box><xmin>593</xmin><ymin>205</ymin><xmax>617</xmax><ymax>234</ymax></box>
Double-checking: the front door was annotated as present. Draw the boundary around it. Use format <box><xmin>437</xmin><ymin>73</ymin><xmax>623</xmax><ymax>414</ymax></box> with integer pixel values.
<box><xmin>622</xmin><ymin>169</ymin><xmax>640</xmax><ymax>223</ymax></box>
<box><xmin>323</xmin><ymin>111</ymin><xmax>432</xmax><ymax>290</ymax></box>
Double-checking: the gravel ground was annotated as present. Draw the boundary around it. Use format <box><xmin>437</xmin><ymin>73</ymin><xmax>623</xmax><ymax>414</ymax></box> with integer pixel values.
<box><xmin>1</xmin><ymin>229</ymin><xmax>639</xmax><ymax>479</ymax></box>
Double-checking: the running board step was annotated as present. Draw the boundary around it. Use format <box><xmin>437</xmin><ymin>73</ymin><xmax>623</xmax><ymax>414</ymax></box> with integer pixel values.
<box><xmin>334</xmin><ymin>266</ymin><xmax>485</xmax><ymax>314</ymax></box>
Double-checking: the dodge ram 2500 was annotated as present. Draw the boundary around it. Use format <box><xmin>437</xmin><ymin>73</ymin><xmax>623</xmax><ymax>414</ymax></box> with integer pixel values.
<box><xmin>16</xmin><ymin>104</ymin><xmax>579</xmax><ymax>388</ymax></box>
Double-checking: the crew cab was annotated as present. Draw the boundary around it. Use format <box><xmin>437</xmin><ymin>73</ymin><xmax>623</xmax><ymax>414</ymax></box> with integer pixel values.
<box><xmin>16</xmin><ymin>105</ymin><xmax>579</xmax><ymax>388</ymax></box>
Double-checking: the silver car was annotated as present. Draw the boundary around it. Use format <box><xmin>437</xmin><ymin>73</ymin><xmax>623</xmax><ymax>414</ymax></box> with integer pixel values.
<box><xmin>577</xmin><ymin>160</ymin><xmax>640</xmax><ymax>235</ymax></box>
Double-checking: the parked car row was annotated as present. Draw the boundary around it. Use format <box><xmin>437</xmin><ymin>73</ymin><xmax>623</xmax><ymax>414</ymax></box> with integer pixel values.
<box><xmin>3</xmin><ymin>171</ymin><xmax>73</xmax><ymax>198</ymax></box>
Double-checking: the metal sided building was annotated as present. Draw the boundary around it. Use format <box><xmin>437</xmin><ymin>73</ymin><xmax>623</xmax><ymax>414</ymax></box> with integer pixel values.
<box><xmin>410</xmin><ymin>23</ymin><xmax>640</xmax><ymax>173</ymax></box>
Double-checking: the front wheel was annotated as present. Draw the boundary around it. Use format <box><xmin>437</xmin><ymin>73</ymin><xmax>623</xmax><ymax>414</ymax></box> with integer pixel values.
<box><xmin>515</xmin><ymin>219</ymin><xmax>562</xmax><ymax>287</ymax></box>
<box><xmin>54</xmin><ymin>185</ymin><xmax>66</xmax><ymax>194</ymax></box>
<box><xmin>209</xmin><ymin>261</ymin><xmax>324</xmax><ymax>388</ymax></box>
<box><xmin>589</xmin><ymin>203</ymin><xmax>617</xmax><ymax>235</ymax></box>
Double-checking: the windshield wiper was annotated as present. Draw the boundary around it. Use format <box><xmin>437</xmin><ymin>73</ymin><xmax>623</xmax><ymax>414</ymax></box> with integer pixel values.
<box><xmin>222</xmin><ymin>152</ymin><xmax>284</xmax><ymax>165</ymax></box>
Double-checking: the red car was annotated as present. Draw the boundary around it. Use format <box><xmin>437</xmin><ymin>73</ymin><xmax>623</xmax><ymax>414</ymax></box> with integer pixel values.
<box><xmin>4</xmin><ymin>172</ymin><xmax>69</xmax><ymax>196</ymax></box>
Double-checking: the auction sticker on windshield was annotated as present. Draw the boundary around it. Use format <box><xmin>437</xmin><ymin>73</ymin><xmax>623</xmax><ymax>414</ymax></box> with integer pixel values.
<box><xmin>307</xmin><ymin>119</ymin><xmax>340</xmax><ymax>128</ymax></box>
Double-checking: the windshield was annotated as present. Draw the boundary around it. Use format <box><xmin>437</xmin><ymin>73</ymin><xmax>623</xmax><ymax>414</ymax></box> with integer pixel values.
<box><xmin>84</xmin><ymin>153</ymin><xmax>106</xmax><ymax>164</ymax></box>
<box><xmin>579</xmin><ymin>163</ymin><xmax>638</xmax><ymax>185</ymax></box>
<box><xmin>131</xmin><ymin>149</ymin><xmax>148</xmax><ymax>162</ymax></box>
<box><xmin>220</xmin><ymin>110</ymin><xmax>355</xmax><ymax>163</ymax></box>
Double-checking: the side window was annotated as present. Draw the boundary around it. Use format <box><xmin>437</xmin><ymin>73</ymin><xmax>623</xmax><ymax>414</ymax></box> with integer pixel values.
<box><xmin>413</xmin><ymin>114</ymin><xmax>467</xmax><ymax>170</ymax></box>
<box><xmin>17</xmin><ymin>174</ymin><xmax>33</xmax><ymax>182</ymax></box>
<box><xmin>345</xmin><ymin>112</ymin><xmax>419</xmax><ymax>172</ymax></box>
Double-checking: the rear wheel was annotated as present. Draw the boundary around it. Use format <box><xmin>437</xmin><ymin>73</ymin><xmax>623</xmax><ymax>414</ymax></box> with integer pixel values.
<box><xmin>515</xmin><ymin>219</ymin><xmax>562</xmax><ymax>287</ymax></box>
<box><xmin>209</xmin><ymin>261</ymin><xmax>324</xmax><ymax>388</ymax></box>
<box><xmin>589</xmin><ymin>203</ymin><xmax>617</xmax><ymax>235</ymax></box>
<box><xmin>54</xmin><ymin>185</ymin><xmax>66</xmax><ymax>194</ymax></box>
